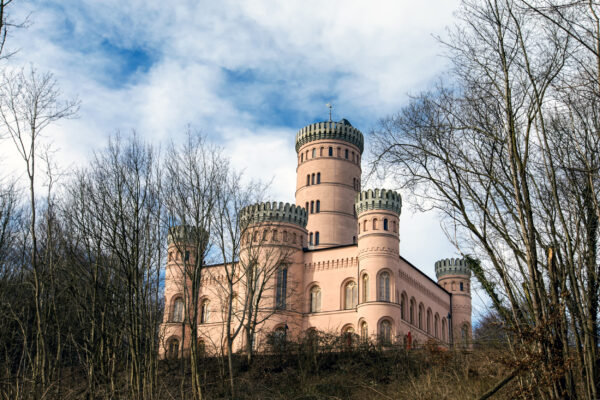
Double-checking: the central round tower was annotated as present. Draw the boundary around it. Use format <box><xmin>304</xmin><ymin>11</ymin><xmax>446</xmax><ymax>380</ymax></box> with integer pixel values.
<box><xmin>295</xmin><ymin>119</ymin><xmax>363</xmax><ymax>248</ymax></box>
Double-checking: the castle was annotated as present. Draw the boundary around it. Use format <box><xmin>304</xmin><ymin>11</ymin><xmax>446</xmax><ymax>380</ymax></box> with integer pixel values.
<box><xmin>160</xmin><ymin>118</ymin><xmax>472</xmax><ymax>357</ymax></box>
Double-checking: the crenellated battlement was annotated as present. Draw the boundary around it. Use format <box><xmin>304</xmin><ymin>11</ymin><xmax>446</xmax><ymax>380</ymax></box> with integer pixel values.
<box><xmin>239</xmin><ymin>201</ymin><xmax>308</xmax><ymax>228</ymax></box>
<box><xmin>354</xmin><ymin>188</ymin><xmax>402</xmax><ymax>216</ymax></box>
<box><xmin>295</xmin><ymin>119</ymin><xmax>364</xmax><ymax>154</ymax></box>
<box><xmin>435</xmin><ymin>258</ymin><xmax>471</xmax><ymax>278</ymax></box>
<box><xmin>168</xmin><ymin>225</ymin><xmax>207</xmax><ymax>245</ymax></box>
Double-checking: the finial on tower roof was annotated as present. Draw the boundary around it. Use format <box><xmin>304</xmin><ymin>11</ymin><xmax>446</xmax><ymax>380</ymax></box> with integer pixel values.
<box><xmin>326</xmin><ymin>102</ymin><xmax>333</xmax><ymax>122</ymax></box>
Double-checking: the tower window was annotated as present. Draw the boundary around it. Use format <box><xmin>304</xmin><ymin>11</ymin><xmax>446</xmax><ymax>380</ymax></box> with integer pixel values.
<box><xmin>363</xmin><ymin>220</ymin><xmax>367</xmax><ymax>231</ymax></box>
<box><xmin>316</xmin><ymin>200</ymin><xmax>320</xmax><ymax>213</ymax></box>
<box><xmin>373</xmin><ymin>218</ymin><xmax>377</xmax><ymax>230</ymax></box>
<box><xmin>315</xmin><ymin>232</ymin><xmax>320</xmax><ymax>245</ymax></box>
<box><xmin>312</xmin><ymin>148</ymin><xmax>316</xmax><ymax>158</ymax></box>
<box><xmin>383</xmin><ymin>219</ymin><xmax>388</xmax><ymax>231</ymax></box>
<box><xmin>352</xmin><ymin>151</ymin><xmax>355</xmax><ymax>161</ymax></box>
<box><xmin>301</xmin><ymin>153</ymin><xmax>304</xmax><ymax>162</ymax></box>
<box><xmin>309</xmin><ymin>232</ymin><xmax>313</xmax><ymax>245</ymax></box>
<box><xmin>200</xmin><ymin>300</ymin><xmax>210</xmax><ymax>323</ymax></box>
<box><xmin>305</xmin><ymin>202</ymin><xmax>309</xmax><ymax>211</ymax></box>
<box><xmin>460</xmin><ymin>282</ymin><xmax>464</xmax><ymax>291</ymax></box>
<box><xmin>311</xmin><ymin>173</ymin><xmax>315</xmax><ymax>185</ymax></box>
<box><xmin>172</xmin><ymin>297</ymin><xmax>184</xmax><ymax>322</ymax></box>
<box><xmin>276</xmin><ymin>268</ymin><xmax>288</xmax><ymax>310</ymax></box>
<box><xmin>337</xmin><ymin>147</ymin><xmax>341</xmax><ymax>157</ymax></box>
<box><xmin>317</xmin><ymin>172</ymin><xmax>321</xmax><ymax>184</ymax></box>
<box><xmin>184</xmin><ymin>251</ymin><xmax>190</xmax><ymax>262</ymax></box>
<box><xmin>320</xmin><ymin>147</ymin><xmax>324</xmax><ymax>156</ymax></box>
<box><xmin>310</xmin><ymin>201</ymin><xmax>314</xmax><ymax>214</ymax></box>
<box><xmin>345</xmin><ymin>149</ymin><xmax>349</xmax><ymax>159</ymax></box>
<box><xmin>328</xmin><ymin>146</ymin><xmax>333</xmax><ymax>156</ymax></box>
<box><xmin>378</xmin><ymin>272</ymin><xmax>390</xmax><ymax>301</ymax></box>
<box><xmin>344</xmin><ymin>281</ymin><xmax>358</xmax><ymax>309</ymax></box>
<box><xmin>353</xmin><ymin>236</ymin><xmax>356</xmax><ymax>244</ymax></box>
<box><xmin>307</xmin><ymin>175</ymin><xmax>310</xmax><ymax>186</ymax></box>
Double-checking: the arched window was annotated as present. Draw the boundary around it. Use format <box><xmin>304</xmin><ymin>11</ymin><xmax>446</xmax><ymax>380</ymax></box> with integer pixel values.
<box><xmin>283</xmin><ymin>231</ymin><xmax>288</xmax><ymax>242</ymax></box>
<box><xmin>345</xmin><ymin>148</ymin><xmax>349</xmax><ymax>159</ymax></box>
<box><xmin>343</xmin><ymin>325</ymin><xmax>355</xmax><ymax>346</ymax></box>
<box><xmin>272</xmin><ymin>230</ymin><xmax>278</xmax><ymax>241</ymax></box>
<box><xmin>398</xmin><ymin>292</ymin><xmax>405</xmax><ymax>320</ymax></box>
<box><xmin>301</xmin><ymin>153</ymin><xmax>304</xmax><ymax>162</ymax></box>
<box><xmin>317</xmin><ymin>172</ymin><xmax>321</xmax><ymax>184</ymax></box>
<box><xmin>305</xmin><ymin>202</ymin><xmax>309</xmax><ymax>212</ymax></box>
<box><xmin>310</xmin><ymin>201</ymin><xmax>314</xmax><ymax>214</ymax></box>
<box><xmin>292</xmin><ymin>232</ymin><xmax>297</xmax><ymax>244</ymax></box>
<box><xmin>427</xmin><ymin>308</ymin><xmax>432</xmax><ymax>334</ymax></box>
<box><xmin>461</xmin><ymin>324</ymin><xmax>469</xmax><ymax>345</ymax></box>
<box><xmin>383</xmin><ymin>218</ymin><xmax>388</xmax><ymax>231</ymax></box>
<box><xmin>393</xmin><ymin>221</ymin><xmax>397</xmax><ymax>232</ymax></box>
<box><xmin>309</xmin><ymin>232</ymin><xmax>313</xmax><ymax>245</ymax></box>
<box><xmin>315</xmin><ymin>232</ymin><xmax>320</xmax><ymax>245</ymax></box>
<box><xmin>360</xmin><ymin>321</ymin><xmax>368</xmax><ymax>340</ymax></box>
<box><xmin>172</xmin><ymin>297</ymin><xmax>184</xmax><ymax>322</ymax></box>
<box><xmin>276</xmin><ymin>267</ymin><xmax>288</xmax><ymax>309</ymax></box>
<box><xmin>328</xmin><ymin>146</ymin><xmax>333</xmax><ymax>156</ymax></box>
<box><xmin>378</xmin><ymin>272</ymin><xmax>390</xmax><ymax>301</ymax></box>
<box><xmin>410</xmin><ymin>298</ymin><xmax>416</xmax><ymax>324</ymax></box>
<box><xmin>418</xmin><ymin>304</ymin><xmax>424</xmax><ymax>330</ymax></box>
<box><xmin>362</xmin><ymin>274</ymin><xmax>369</xmax><ymax>302</ymax></box>
<box><xmin>306</xmin><ymin>174</ymin><xmax>310</xmax><ymax>186</ymax></box>
<box><xmin>167</xmin><ymin>338</ymin><xmax>179</xmax><ymax>358</ymax></box>
<box><xmin>352</xmin><ymin>151</ymin><xmax>355</xmax><ymax>161</ymax></box>
<box><xmin>200</xmin><ymin>300</ymin><xmax>210</xmax><ymax>324</ymax></box>
<box><xmin>310</xmin><ymin>286</ymin><xmax>321</xmax><ymax>313</ymax></box>
<box><xmin>311</xmin><ymin>173</ymin><xmax>315</xmax><ymax>185</ymax></box>
<box><xmin>316</xmin><ymin>200</ymin><xmax>320</xmax><ymax>213</ymax></box>
<box><xmin>442</xmin><ymin>318</ymin><xmax>447</xmax><ymax>341</ymax></box>
<box><xmin>373</xmin><ymin>218</ymin><xmax>378</xmax><ymax>230</ymax></box>
<box><xmin>379</xmin><ymin>320</ymin><xmax>391</xmax><ymax>344</ymax></box>
<box><xmin>320</xmin><ymin>147</ymin><xmax>324</xmax><ymax>156</ymax></box>
<box><xmin>363</xmin><ymin>220</ymin><xmax>367</xmax><ymax>232</ymax></box>
<box><xmin>337</xmin><ymin>147</ymin><xmax>341</xmax><ymax>157</ymax></box>
<box><xmin>344</xmin><ymin>281</ymin><xmax>358</xmax><ymax>309</ymax></box>
<box><xmin>312</xmin><ymin>148</ymin><xmax>316</xmax><ymax>158</ymax></box>
<box><xmin>460</xmin><ymin>282</ymin><xmax>464</xmax><ymax>291</ymax></box>
<box><xmin>434</xmin><ymin>314</ymin><xmax>440</xmax><ymax>338</ymax></box>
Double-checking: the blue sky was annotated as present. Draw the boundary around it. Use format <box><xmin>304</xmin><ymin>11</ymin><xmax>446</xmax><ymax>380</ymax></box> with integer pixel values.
<box><xmin>2</xmin><ymin>0</ymin><xmax>489</xmax><ymax>317</ymax></box>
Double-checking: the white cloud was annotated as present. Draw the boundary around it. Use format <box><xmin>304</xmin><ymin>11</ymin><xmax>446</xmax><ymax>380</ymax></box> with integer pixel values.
<box><xmin>0</xmin><ymin>0</ymin><xmax>490</xmax><ymax>302</ymax></box>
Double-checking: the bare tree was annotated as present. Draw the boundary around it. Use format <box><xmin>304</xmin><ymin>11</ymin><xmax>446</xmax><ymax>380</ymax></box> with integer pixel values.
<box><xmin>0</xmin><ymin>67</ymin><xmax>77</xmax><ymax>397</ymax></box>
<box><xmin>371</xmin><ymin>0</ymin><xmax>599</xmax><ymax>398</ymax></box>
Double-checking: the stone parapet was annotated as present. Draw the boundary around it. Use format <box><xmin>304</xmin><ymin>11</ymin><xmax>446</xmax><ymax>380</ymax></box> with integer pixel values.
<box><xmin>435</xmin><ymin>258</ymin><xmax>471</xmax><ymax>278</ymax></box>
<box><xmin>354</xmin><ymin>189</ymin><xmax>402</xmax><ymax>216</ymax></box>
<box><xmin>239</xmin><ymin>201</ymin><xmax>308</xmax><ymax>228</ymax></box>
<box><xmin>168</xmin><ymin>225</ymin><xmax>207</xmax><ymax>245</ymax></box>
<box><xmin>295</xmin><ymin>119</ymin><xmax>364</xmax><ymax>154</ymax></box>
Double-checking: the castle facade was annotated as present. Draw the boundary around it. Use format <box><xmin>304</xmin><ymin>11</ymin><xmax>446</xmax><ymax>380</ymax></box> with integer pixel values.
<box><xmin>160</xmin><ymin>118</ymin><xmax>472</xmax><ymax>357</ymax></box>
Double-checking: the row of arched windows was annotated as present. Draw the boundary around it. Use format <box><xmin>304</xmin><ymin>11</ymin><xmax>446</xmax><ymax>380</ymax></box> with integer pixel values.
<box><xmin>305</xmin><ymin>200</ymin><xmax>320</xmax><ymax>214</ymax></box>
<box><xmin>307</xmin><ymin>272</ymin><xmax>448</xmax><ymax>342</ymax></box>
<box><xmin>399</xmin><ymin>292</ymin><xmax>447</xmax><ymax>340</ymax></box>
<box><xmin>167</xmin><ymin>250</ymin><xmax>191</xmax><ymax>262</ymax></box>
<box><xmin>169</xmin><ymin>297</ymin><xmax>210</xmax><ymax>324</ymax></box>
<box><xmin>247</xmin><ymin>229</ymin><xmax>302</xmax><ymax>246</ymax></box>
<box><xmin>441</xmin><ymin>280</ymin><xmax>470</xmax><ymax>292</ymax></box>
<box><xmin>359</xmin><ymin>218</ymin><xmax>397</xmax><ymax>234</ymax></box>
<box><xmin>298</xmin><ymin>145</ymin><xmax>361</xmax><ymax>165</ymax></box>
<box><xmin>306</xmin><ymin>172</ymin><xmax>321</xmax><ymax>186</ymax></box>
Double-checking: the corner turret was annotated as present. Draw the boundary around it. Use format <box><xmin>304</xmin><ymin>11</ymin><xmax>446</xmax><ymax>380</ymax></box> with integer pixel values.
<box><xmin>435</xmin><ymin>258</ymin><xmax>472</xmax><ymax>347</ymax></box>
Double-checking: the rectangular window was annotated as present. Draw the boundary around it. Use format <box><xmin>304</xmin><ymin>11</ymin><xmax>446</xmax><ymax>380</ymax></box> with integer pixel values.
<box><xmin>310</xmin><ymin>201</ymin><xmax>314</xmax><ymax>213</ymax></box>
<box><xmin>311</xmin><ymin>173</ymin><xmax>315</xmax><ymax>185</ymax></box>
<box><xmin>328</xmin><ymin>147</ymin><xmax>333</xmax><ymax>156</ymax></box>
<box><xmin>307</xmin><ymin>175</ymin><xmax>310</xmax><ymax>186</ymax></box>
<box><xmin>316</xmin><ymin>200</ymin><xmax>320</xmax><ymax>213</ymax></box>
<box><xmin>317</xmin><ymin>173</ymin><xmax>321</xmax><ymax>184</ymax></box>
<box><xmin>345</xmin><ymin>149</ymin><xmax>349</xmax><ymax>159</ymax></box>
<box><xmin>315</xmin><ymin>232</ymin><xmax>319</xmax><ymax>245</ymax></box>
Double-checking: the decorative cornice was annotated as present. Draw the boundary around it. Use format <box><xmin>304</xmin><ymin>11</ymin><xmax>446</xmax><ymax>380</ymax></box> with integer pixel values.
<box><xmin>295</xmin><ymin>120</ymin><xmax>364</xmax><ymax>154</ymax></box>
<box><xmin>304</xmin><ymin>256</ymin><xmax>359</xmax><ymax>271</ymax></box>
<box><xmin>355</xmin><ymin>189</ymin><xmax>402</xmax><ymax>216</ymax></box>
